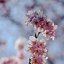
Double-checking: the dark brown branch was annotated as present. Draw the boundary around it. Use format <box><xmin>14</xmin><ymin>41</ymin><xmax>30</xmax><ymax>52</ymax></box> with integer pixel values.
<box><xmin>29</xmin><ymin>58</ymin><xmax>31</xmax><ymax>64</ymax></box>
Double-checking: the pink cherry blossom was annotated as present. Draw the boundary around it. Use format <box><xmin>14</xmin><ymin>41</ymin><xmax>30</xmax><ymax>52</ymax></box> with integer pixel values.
<box><xmin>29</xmin><ymin>36</ymin><xmax>48</xmax><ymax>64</ymax></box>
<box><xmin>15</xmin><ymin>38</ymin><xmax>25</xmax><ymax>51</ymax></box>
<box><xmin>29</xmin><ymin>39</ymin><xmax>47</xmax><ymax>55</ymax></box>
<box><xmin>26</xmin><ymin>10</ymin><xmax>57</xmax><ymax>40</ymax></box>
<box><xmin>0</xmin><ymin>57</ymin><xmax>18</xmax><ymax>64</ymax></box>
<box><xmin>31</xmin><ymin>55</ymin><xmax>43</xmax><ymax>64</ymax></box>
<box><xmin>17</xmin><ymin>52</ymin><xmax>24</xmax><ymax>60</ymax></box>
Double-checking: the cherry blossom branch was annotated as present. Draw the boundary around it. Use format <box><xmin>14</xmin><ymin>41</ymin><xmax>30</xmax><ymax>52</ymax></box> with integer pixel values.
<box><xmin>26</xmin><ymin>10</ymin><xmax>57</xmax><ymax>64</ymax></box>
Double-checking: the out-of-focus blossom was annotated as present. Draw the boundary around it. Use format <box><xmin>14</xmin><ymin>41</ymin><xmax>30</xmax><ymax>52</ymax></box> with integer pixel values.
<box><xmin>0</xmin><ymin>56</ymin><xmax>25</xmax><ymax>64</ymax></box>
<box><xmin>15</xmin><ymin>37</ymin><xmax>29</xmax><ymax>64</ymax></box>
<box><xmin>26</xmin><ymin>10</ymin><xmax>57</xmax><ymax>40</ymax></box>
<box><xmin>0</xmin><ymin>0</ymin><xmax>6</xmax><ymax>4</ymax></box>
<box><xmin>15</xmin><ymin>38</ymin><xmax>25</xmax><ymax>51</ymax></box>
<box><xmin>0</xmin><ymin>57</ymin><xmax>18</xmax><ymax>64</ymax></box>
<box><xmin>17</xmin><ymin>52</ymin><xmax>25</xmax><ymax>60</ymax></box>
<box><xmin>0</xmin><ymin>40</ymin><xmax>6</xmax><ymax>50</ymax></box>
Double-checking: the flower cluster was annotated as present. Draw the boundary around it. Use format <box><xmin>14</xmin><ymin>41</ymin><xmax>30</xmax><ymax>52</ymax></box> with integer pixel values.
<box><xmin>26</xmin><ymin>10</ymin><xmax>57</xmax><ymax>40</ymax></box>
<box><xmin>0</xmin><ymin>38</ymin><xmax>26</xmax><ymax>64</ymax></box>
<box><xmin>0</xmin><ymin>57</ymin><xmax>18</xmax><ymax>64</ymax></box>
<box><xmin>29</xmin><ymin>36</ymin><xmax>48</xmax><ymax>64</ymax></box>
<box><xmin>15</xmin><ymin>38</ymin><xmax>26</xmax><ymax>60</ymax></box>
<box><xmin>26</xmin><ymin>10</ymin><xmax>57</xmax><ymax>64</ymax></box>
<box><xmin>15</xmin><ymin>38</ymin><xmax>24</xmax><ymax>51</ymax></box>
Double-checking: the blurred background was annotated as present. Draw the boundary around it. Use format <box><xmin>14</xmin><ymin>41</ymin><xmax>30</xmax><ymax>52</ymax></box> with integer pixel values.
<box><xmin>0</xmin><ymin>0</ymin><xmax>64</xmax><ymax>64</ymax></box>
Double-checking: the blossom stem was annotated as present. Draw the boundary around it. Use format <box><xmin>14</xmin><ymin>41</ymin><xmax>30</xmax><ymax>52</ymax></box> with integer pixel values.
<box><xmin>34</xmin><ymin>32</ymin><xmax>41</xmax><ymax>38</ymax></box>
<box><xmin>29</xmin><ymin>58</ymin><xmax>31</xmax><ymax>64</ymax></box>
